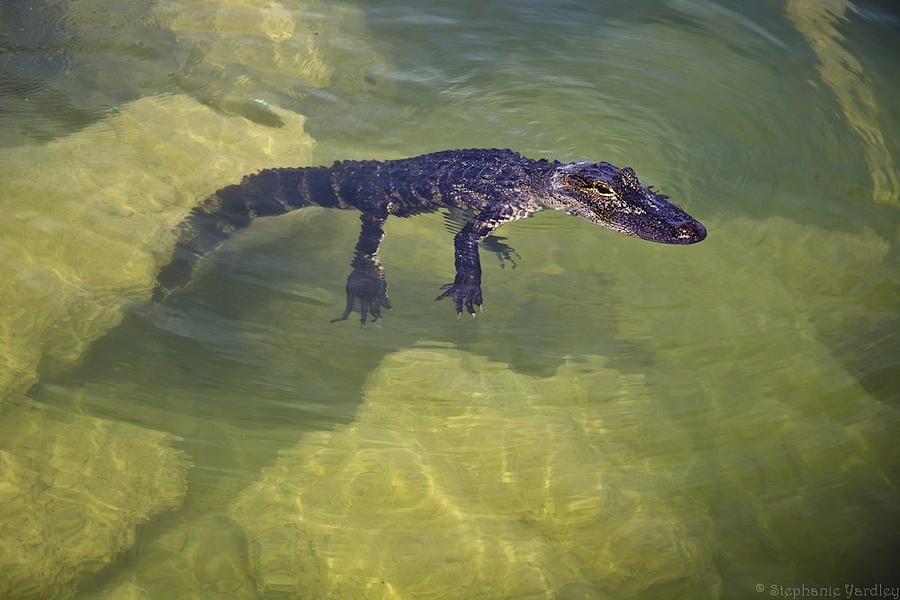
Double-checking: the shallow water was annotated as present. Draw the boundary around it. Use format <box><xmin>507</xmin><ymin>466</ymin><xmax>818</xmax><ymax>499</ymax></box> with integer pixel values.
<box><xmin>1</xmin><ymin>0</ymin><xmax>898</xmax><ymax>598</ymax></box>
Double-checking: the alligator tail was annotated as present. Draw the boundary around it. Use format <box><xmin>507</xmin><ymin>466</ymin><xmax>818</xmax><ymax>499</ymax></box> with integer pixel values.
<box><xmin>152</xmin><ymin>167</ymin><xmax>315</xmax><ymax>302</ymax></box>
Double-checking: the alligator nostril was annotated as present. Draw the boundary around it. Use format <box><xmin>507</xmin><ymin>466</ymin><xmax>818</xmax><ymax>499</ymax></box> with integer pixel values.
<box><xmin>676</xmin><ymin>221</ymin><xmax>706</xmax><ymax>242</ymax></box>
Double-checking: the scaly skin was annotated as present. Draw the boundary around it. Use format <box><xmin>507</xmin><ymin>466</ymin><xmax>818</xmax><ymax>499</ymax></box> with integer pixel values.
<box><xmin>154</xmin><ymin>149</ymin><xmax>706</xmax><ymax>326</ymax></box>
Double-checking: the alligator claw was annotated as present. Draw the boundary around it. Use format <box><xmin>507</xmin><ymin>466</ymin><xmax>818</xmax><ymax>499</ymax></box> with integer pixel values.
<box><xmin>332</xmin><ymin>268</ymin><xmax>391</xmax><ymax>327</ymax></box>
<box><xmin>437</xmin><ymin>281</ymin><xmax>483</xmax><ymax>318</ymax></box>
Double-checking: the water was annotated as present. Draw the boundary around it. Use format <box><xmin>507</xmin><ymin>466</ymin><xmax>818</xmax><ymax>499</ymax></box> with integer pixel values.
<box><xmin>1</xmin><ymin>0</ymin><xmax>898</xmax><ymax>598</ymax></box>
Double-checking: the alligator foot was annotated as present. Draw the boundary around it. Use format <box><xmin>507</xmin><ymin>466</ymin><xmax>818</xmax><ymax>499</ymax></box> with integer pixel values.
<box><xmin>331</xmin><ymin>269</ymin><xmax>391</xmax><ymax>327</ymax></box>
<box><xmin>436</xmin><ymin>282</ymin><xmax>483</xmax><ymax>317</ymax></box>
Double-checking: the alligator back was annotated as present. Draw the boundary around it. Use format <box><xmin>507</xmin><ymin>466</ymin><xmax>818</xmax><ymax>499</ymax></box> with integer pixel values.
<box><xmin>152</xmin><ymin>149</ymin><xmax>536</xmax><ymax>301</ymax></box>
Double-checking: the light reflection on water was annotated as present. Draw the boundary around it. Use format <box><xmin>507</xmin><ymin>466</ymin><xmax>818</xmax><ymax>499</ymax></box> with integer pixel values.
<box><xmin>0</xmin><ymin>0</ymin><xmax>898</xmax><ymax>598</ymax></box>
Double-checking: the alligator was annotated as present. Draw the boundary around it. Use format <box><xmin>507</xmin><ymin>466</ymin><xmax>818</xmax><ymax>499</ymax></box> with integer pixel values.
<box><xmin>153</xmin><ymin>148</ymin><xmax>706</xmax><ymax>326</ymax></box>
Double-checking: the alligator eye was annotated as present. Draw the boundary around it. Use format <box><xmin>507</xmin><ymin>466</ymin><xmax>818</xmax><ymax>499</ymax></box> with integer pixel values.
<box><xmin>594</xmin><ymin>182</ymin><xmax>616</xmax><ymax>196</ymax></box>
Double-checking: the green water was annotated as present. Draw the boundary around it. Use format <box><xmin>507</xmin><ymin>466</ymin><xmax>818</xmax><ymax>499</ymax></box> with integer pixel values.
<box><xmin>1</xmin><ymin>0</ymin><xmax>899</xmax><ymax>598</ymax></box>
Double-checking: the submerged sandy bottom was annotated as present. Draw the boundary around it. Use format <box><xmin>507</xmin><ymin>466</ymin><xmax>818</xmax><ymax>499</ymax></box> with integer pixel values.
<box><xmin>0</xmin><ymin>92</ymin><xmax>315</xmax><ymax>599</ymax></box>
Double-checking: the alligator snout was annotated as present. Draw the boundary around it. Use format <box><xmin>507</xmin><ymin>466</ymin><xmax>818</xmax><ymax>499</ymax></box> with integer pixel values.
<box><xmin>674</xmin><ymin>220</ymin><xmax>707</xmax><ymax>244</ymax></box>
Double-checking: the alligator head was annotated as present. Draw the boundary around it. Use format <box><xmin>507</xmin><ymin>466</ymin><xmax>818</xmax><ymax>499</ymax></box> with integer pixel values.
<box><xmin>549</xmin><ymin>161</ymin><xmax>706</xmax><ymax>244</ymax></box>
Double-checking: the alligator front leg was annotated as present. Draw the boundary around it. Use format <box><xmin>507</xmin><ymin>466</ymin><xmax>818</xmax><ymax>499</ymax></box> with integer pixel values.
<box><xmin>331</xmin><ymin>212</ymin><xmax>392</xmax><ymax>327</ymax></box>
<box><xmin>436</xmin><ymin>207</ymin><xmax>522</xmax><ymax>317</ymax></box>
<box><xmin>443</xmin><ymin>207</ymin><xmax>520</xmax><ymax>269</ymax></box>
